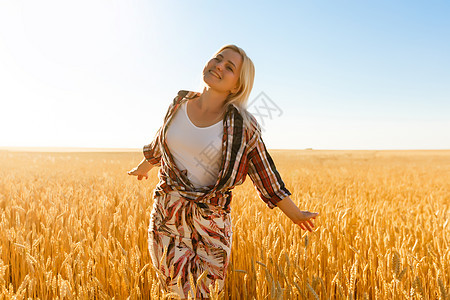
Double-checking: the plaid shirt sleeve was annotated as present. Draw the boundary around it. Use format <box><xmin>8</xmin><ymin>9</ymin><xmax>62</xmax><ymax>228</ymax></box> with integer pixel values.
<box><xmin>246</xmin><ymin>122</ymin><xmax>291</xmax><ymax>209</ymax></box>
<box><xmin>143</xmin><ymin>126</ymin><xmax>163</xmax><ymax>167</ymax></box>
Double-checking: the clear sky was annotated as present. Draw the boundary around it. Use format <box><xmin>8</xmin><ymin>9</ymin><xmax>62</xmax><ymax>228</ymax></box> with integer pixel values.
<box><xmin>1</xmin><ymin>0</ymin><xmax>449</xmax><ymax>150</ymax></box>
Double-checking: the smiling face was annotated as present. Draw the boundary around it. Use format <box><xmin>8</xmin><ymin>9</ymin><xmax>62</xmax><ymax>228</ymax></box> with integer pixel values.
<box><xmin>202</xmin><ymin>48</ymin><xmax>243</xmax><ymax>95</ymax></box>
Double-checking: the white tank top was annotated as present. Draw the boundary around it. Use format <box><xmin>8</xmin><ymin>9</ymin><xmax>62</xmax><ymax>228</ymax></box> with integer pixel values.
<box><xmin>166</xmin><ymin>101</ymin><xmax>223</xmax><ymax>188</ymax></box>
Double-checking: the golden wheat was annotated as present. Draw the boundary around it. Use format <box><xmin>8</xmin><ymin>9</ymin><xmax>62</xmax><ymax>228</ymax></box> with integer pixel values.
<box><xmin>0</xmin><ymin>149</ymin><xmax>449</xmax><ymax>299</ymax></box>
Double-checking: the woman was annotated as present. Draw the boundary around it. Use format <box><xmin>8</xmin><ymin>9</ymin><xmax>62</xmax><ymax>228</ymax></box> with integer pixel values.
<box><xmin>128</xmin><ymin>45</ymin><xmax>318</xmax><ymax>299</ymax></box>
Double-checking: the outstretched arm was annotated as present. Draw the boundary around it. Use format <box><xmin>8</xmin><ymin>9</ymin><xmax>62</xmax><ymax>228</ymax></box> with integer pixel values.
<box><xmin>276</xmin><ymin>196</ymin><xmax>318</xmax><ymax>232</ymax></box>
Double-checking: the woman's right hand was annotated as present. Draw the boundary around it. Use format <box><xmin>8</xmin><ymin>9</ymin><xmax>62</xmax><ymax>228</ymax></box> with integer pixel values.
<box><xmin>127</xmin><ymin>167</ymin><xmax>148</xmax><ymax>180</ymax></box>
<box><xmin>128</xmin><ymin>158</ymin><xmax>153</xmax><ymax>180</ymax></box>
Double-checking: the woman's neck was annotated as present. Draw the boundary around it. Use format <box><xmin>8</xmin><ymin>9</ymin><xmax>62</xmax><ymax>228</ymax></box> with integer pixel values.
<box><xmin>195</xmin><ymin>87</ymin><xmax>229</xmax><ymax>114</ymax></box>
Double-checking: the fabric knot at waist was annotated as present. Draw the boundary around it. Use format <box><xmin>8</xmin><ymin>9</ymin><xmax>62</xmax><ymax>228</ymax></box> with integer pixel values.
<box><xmin>154</xmin><ymin>184</ymin><xmax>232</xmax><ymax>214</ymax></box>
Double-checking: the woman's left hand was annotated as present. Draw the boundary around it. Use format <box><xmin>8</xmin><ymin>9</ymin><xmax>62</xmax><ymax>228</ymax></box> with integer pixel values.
<box><xmin>276</xmin><ymin>196</ymin><xmax>319</xmax><ymax>232</ymax></box>
<box><xmin>291</xmin><ymin>211</ymin><xmax>318</xmax><ymax>232</ymax></box>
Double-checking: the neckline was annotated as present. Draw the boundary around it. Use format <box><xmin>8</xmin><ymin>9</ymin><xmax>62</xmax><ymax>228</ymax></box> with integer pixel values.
<box><xmin>184</xmin><ymin>101</ymin><xmax>223</xmax><ymax>129</ymax></box>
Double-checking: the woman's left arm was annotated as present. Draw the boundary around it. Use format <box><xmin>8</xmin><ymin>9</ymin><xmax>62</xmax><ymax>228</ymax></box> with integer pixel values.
<box><xmin>245</xmin><ymin>117</ymin><xmax>319</xmax><ymax>231</ymax></box>
<box><xmin>276</xmin><ymin>196</ymin><xmax>319</xmax><ymax>232</ymax></box>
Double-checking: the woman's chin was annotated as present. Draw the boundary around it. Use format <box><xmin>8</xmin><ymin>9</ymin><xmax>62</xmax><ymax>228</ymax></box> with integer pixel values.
<box><xmin>203</xmin><ymin>74</ymin><xmax>218</xmax><ymax>85</ymax></box>
<box><xmin>203</xmin><ymin>79</ymin><xmax>225</xmax><ymax>93</ymax></box>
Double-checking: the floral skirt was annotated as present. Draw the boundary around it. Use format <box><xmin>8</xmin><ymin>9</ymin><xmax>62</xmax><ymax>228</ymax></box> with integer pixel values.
<box><xmin>148</xmin><ymin>191</ymin><xmax>233</xmax><ymax>298</ymax></box>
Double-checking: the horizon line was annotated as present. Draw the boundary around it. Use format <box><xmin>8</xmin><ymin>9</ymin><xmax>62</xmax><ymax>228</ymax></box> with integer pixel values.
<box><xmin>1</xmin><ymin>146</ymin><xmax>449</xmax><ymax>153</ymax></box>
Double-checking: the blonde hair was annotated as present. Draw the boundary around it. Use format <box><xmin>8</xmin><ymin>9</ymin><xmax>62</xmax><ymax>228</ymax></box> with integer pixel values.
<box><xmin>202</xmin><ymin>44</ymin><xmax>260</xmax><ymax>136</ymax></box>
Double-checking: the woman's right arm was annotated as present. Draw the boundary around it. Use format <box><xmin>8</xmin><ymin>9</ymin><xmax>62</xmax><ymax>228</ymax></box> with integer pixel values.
<box><xmin>127</xmin><ymin>158</ymin><xmax>154</xmax><ymax>180</ymax></box>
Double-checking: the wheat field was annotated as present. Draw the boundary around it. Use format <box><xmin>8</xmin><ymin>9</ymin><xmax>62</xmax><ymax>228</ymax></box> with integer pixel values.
<box><xmin>0</xmin><ymin>149</ymin><xmax>448</xmax><ymax>299</ymax></box>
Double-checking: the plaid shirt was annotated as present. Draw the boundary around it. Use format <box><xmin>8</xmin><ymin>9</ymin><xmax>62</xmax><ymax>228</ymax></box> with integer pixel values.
<box><xmin>144</xmin><ymin>90</ymin><xmax>291</xmax><ymax>213</ymax></box>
